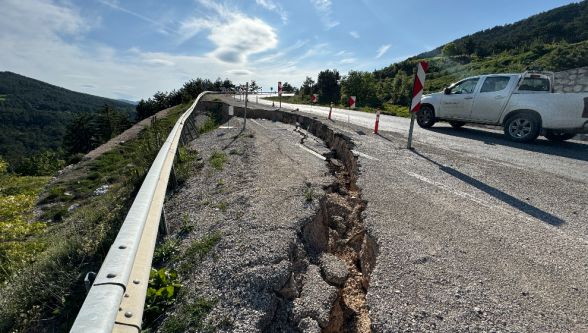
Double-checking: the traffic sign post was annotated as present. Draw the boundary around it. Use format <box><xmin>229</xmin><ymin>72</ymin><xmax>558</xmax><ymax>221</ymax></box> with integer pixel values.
<box><xmin>348</xmin><ymin>96</ymin><xmax>356</xmax><ymax>124</ymax></box>
<box><xmin>278</xmin><ymin>81</ymin><xmax>283</xmax><ymax>109</ymax></box>
<box><xmin>407</xmin><ymin>61</ymin><xmax>429</xmax><ymax>149</ymax></box>
<box><xmin>228</xmin><ymin>105</ymin><xmax>234</xmax><ymax>128</ymax></box>
<box><xmin>243</xmin><ymin>82</ymin><xmax>249</xmax><ymax>131</ymax></box>
<box><xmin>328</xmin><ymin>102</ymin><xmax>333</xmax><ymax>120</ymax></box>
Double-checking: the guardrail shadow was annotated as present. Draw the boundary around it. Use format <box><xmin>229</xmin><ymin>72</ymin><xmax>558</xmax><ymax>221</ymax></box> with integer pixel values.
<box><xmin>428</xmin><ymin>126</ymin><xmax>588</xmax><ymax>162</ymax></box>
<box><xmin>411</xmin><ymin>150</ymin><xmax>565</xmax><ymax>226</ymax></box>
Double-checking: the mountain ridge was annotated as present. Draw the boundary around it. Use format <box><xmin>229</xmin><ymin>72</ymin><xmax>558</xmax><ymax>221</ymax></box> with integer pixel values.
<box><xmin>0</xmin><ymin>71</ymin><xmax>136</xmax><ymax>166</ymax></box>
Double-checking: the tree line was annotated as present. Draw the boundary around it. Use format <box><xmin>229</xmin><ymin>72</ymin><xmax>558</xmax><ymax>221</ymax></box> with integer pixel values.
<box><xmin>136</xmin><ymin>77</ymin><xmax>234</xmax><ymax>120</ymax></box>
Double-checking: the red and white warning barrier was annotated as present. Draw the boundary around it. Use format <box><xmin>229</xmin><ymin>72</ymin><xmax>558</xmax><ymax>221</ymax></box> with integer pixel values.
<box><xmin>407</xmin><ymin>61</ymin><xmax>429</xmax><ymax>149</ymax></box>
<box><xmin>374</xmin><ymin>109</ymin><xmax>380</xmax><ymax>134</ymax></box>
<box><xmin>410</xmin><ymin>61</ymin><xmax>429</xmax><ymax>113</ymax></box>
<box><xmin>349</xmin><ymin>96</ymin><xmax>356</xmax><ymax>109</ymax></box>
<box><xmin>311</xmin><ymin>94</ymin><xmax>318</xmax><ymax>103</ymax></box>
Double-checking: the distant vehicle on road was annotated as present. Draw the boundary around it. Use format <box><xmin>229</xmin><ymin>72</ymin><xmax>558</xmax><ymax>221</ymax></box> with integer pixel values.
<box><xmin>418</xmin><ymin>71</ymin><xmax>588</xmax><ymax>142</ymax></box>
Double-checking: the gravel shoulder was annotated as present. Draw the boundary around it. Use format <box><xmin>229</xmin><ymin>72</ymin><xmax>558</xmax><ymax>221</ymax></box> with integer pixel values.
<box><xmin>162</xmin><ymin>118</ymin><xmax>333</xmax><ymax>332</ymax></box>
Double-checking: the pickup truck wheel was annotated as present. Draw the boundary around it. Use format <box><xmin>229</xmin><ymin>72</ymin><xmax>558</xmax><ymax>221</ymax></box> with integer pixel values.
<box><xmin>545</xmin><ymin>131</ymin><xmax>575</xmax><ymax>142</ymax></box>
<box><xmin>416</xmin><ymin>106</ymin><xmax>436</xmax><ymax>128</ymax></box>
<box><xmin>504</xmin><ymin>114</ymin><xmax>540</xmax><ymax>142</ymax></box>
<box><xmin>449</xmin><ymin>121</ymin><xmax>465</xmax><ymax>129</ymax></box>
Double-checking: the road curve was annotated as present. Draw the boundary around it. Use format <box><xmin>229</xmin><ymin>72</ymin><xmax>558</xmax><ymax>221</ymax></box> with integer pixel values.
<box><xmin>229</xmin><ymin>94</ymin><xmax>588</xmax><ymax>332</ymax></box>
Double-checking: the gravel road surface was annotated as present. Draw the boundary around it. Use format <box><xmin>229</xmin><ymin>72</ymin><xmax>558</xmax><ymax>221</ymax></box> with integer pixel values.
<box><xmin>222</xmin><ymin>95</ymin><xmax>588</xmax><ymax>332</ymax></box>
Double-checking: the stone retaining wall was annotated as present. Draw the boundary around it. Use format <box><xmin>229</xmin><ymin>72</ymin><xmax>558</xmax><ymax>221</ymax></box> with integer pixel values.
<box><xmin>553</xmin><ymin>67</ymin><xmax>588</xmax><ymax>93</ymax></box>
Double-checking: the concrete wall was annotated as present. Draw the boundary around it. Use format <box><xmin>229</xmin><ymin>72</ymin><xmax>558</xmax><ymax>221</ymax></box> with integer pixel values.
<box><xmin>553</xmin><ymin>67</ymin><xmax>588</xmax><ymax>93</ymax></box>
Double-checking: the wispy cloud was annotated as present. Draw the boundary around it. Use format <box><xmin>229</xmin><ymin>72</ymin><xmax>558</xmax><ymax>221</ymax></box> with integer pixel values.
<box><xmin>97</xmin><ymin>0</ymin><xmax>177</xmax><ymax>35</ymax></box>
<box><xmin>349</xmin><ymin>31</ymin><xmax>360</xmax><ymax>39</ymax></box>
<box><xmin>376</xmin><ymin>44</ymin><xmax>391</xmax><ymax>59</ymax></box>
<box><xmin>340</xmin><ymin>58</ymin><xmax>357</xmax><ymax>64</ymax></box>
<box><xmin>255</xmin><ymin>0</ymin><xmax>288</xmax><ymax>24</ymax></box>
<box><xmin>310</xmin><ymin>0</ymin><xmax>339</xmax><ymax>29</ymax></box>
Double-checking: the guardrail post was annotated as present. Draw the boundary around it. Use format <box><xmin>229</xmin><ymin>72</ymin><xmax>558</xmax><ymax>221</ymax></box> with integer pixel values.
<box><xmin>160</xmin><ymin>208</ymin><xmax>169</xmax><ymax>236</ymax></box>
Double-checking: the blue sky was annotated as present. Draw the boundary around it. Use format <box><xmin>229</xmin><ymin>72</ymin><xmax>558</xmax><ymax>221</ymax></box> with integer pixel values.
<box><xmin>0</xmin><ymin>0</ymin><xmax>580</xmax><ymax>100</ymax></box>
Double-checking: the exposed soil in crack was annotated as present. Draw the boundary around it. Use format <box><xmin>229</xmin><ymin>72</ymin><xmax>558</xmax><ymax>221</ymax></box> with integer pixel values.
<box><xmin>319</xmin><ymin>157</ymin><xmax>376</xmax><ymax>333</ymax></box>
<box><xmin>280</xmin><ymin>126</ymin><xmax>376</xmax><ymax>333</ymax></box>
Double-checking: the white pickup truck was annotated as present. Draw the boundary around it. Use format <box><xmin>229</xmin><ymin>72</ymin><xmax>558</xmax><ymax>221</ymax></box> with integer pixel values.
<box><xmin>417</xmin><ymin>72</ymin><xmax>588</xmax><ymax>142</ymax></box>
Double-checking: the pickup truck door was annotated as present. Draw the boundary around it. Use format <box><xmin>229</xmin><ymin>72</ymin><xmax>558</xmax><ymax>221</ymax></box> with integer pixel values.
<box><xmin>470</xmin><ymin>76</ymin><xmax>514</xmax><ymax>123</ymax></box>
<box><xmin>439</xmin><ymin>77</ymin><xmax>480</xmax><ymax>119</ymax></box>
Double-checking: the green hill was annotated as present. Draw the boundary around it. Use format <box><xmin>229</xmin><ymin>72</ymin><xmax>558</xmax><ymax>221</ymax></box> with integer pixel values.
<box><xmin>372</xmin><ymin>1</ymin><xmax>588</xmax><ymax>105</ymax></box>
<box><xmin>0</xmin><ymin>72</ymin><xmax>136</xmax><ymax>166</ymax></box>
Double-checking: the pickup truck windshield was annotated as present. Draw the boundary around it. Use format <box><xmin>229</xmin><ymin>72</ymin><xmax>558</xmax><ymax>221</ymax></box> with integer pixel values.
<box><xmin>519</xmin><ymin>77</ymin><xmax>550</xmax><ymax>92</ymax></box>
<box><xmin>449</xmin><ymin>78</ymin><xmax>479</xmax><ymax>94</ymax></box>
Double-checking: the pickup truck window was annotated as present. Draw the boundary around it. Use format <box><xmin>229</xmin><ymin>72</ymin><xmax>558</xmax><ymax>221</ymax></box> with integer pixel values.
<box><xmin>518</xmin><ymin>77</ymin><xmax>550</xmax><ymax>92</ymax></box>
<box><xmin>480</xmin><ymin>76</ymin><xmax>511</xmax><ymax>93</ymax></box>
<box><xmin>449</xmin><ymin>78</ymin><xmax>479</xmax><ymax>94</ymax></box>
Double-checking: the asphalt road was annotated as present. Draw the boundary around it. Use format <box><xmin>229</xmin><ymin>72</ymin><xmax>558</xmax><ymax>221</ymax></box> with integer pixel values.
<box><xmin>231</xmin><ymin>95</ymin><xmax>588</xmax><ymax>332</ymax></box>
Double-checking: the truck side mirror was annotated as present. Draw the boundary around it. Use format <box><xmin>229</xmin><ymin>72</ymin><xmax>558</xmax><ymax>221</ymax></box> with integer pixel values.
<box><xmin>444</xmin><ymin>87</ymin><xmax>451</xmax><ymax>95</ymax></box>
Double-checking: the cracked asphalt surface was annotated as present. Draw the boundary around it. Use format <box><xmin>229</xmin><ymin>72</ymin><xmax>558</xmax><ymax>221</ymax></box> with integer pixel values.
<box><xmin>223</xmin><ymin>95</ymin><xmax>588</xmax><ymax>332</ymax></box>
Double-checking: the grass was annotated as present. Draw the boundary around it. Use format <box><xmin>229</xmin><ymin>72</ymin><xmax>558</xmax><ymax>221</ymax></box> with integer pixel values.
<box><xmin>209</xmin><ymin>151</ymin><xmax>227</xmax><ymax>171</ymax></box>
<box><xmin>160</xmin><ymin>298</ymin><xmax>217</xmax><ymax>333</ymax></box>
<box><xmin>153</xmin><ymin>238</ymin><xmax>180</xmax><ymax>265</ymax></box>
<box><xmin>153</xmin><ymin>233</ymin><xmax>221</xmax><ymax>333</ymax></box>
<box><xmin>183</xmin><ymin>232</ymin><xmax>221</xmax><ymax>262</ymax></box>
<box><xmin>0</xmin><ymin>174</ymin><xmax>50</xmax><ymax>280</ymax></box>
<box><xmin>178</xmin><ymin>213</ymin><xmax>194</xmax><ymax>237</ymax></box>
<box><xmin>215</xmin><ymin>201</ymin><xmax>228</xmax><ymax>212</ymax></box>
<box><xmin>0</xmin><ymin>102</ymin><xmax>192</xmax><ymax>333</ymax></box>
<box><xmin>304</xmin><ymin>186</ymin><xmax>314</xmax><ymax>202</ymax></box>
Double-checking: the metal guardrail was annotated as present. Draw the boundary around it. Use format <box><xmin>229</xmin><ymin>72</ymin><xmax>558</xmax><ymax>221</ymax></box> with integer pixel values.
<box><xmin>70</xmin><ymin>91</ymin><xmax>215</xmax><ymax>333</ymax></box>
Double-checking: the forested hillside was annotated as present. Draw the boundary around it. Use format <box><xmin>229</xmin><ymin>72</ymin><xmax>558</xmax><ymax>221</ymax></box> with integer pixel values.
<box><xmin>373</xmin><ymin>1</ymin><xmax>588</xmax><ymax>103</ymax></box>
<box><xmin>0</xmin><ymin>72</ymin><xmax>135</xmax><ymax>167</ymax></box>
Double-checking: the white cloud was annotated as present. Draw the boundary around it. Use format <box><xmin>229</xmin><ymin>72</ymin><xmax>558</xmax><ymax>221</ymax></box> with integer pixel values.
<box><xmin>310</xmin><ymin>0</ymin><xmax>339</xmax><ymax>29</ymax></box>
<box><xmin>144</xmin><ymin>58</ymin><xmax>176</xmax><ymax>66</ymax></box>
<box><xmin>226</xmin><ymin>69</ymin><xmax>253</xmax><ymax>76</ymax></box>
<box><xmin>349</xmin><ymin>31</ymin><xmax>360</xmax><ymax>39</ymax></box>
<box><xmin>1</xmin><ymin>0</ymin><xmax>86</xmax><ymax>38</ymax></box>
<box><xmin>335</xmin><ymin>50</ymin><xmax>354</xmax><ymax>58</ymax></box>
<box><xmin>179</xmin><ymin>1</ymin><xmax>278</xmax><ymax>64</ymax></box>
<box><xmin>376</xmin><ymin>44</ymin><xmax>391</xmax><ymax>59</ymax></box>
<box><xmin>255</xmin><ymin>0</ymin><xmax>288</xmax><ymax>24</ymax></box>
<box><xmin>340</xmin><ymin>58</ymin><xmax>357</xmax><ymax>64</ymax></box>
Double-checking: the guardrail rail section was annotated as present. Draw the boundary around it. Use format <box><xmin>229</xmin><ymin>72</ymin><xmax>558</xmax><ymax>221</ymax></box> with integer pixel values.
<box><xmin>70</xmin><ymin>91</ymin><xmax>214</xmax><ymax>333</ymax></box>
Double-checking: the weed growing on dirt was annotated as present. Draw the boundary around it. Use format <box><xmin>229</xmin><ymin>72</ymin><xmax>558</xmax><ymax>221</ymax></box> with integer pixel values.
<box><xmin>304</xmin><ymin>186</ymin><xmax>315</xmax><ymax>202</ymax></box>
<box><xmin>160</xmin><ymin>298</ymin><xmax>217</xmax><ymax>333</ymax></box>
<box><xmin>209</xmin><ymin>151</ymin><xmax>227</xmax><ymax>170</ymax></box>
<box><xmin>180</xmin><ymin>233</ymin><xmax>221</xmax><ymax>273</ymax></box>
<box><xmin>153</xmin><ymin>238</ymin><xmax>180</xmax><ymax>265</ymax></box>
<box><xmin>144</xmin><ymin>268</ymin><xmax>183</xmax><ymax>327</ymax></box>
